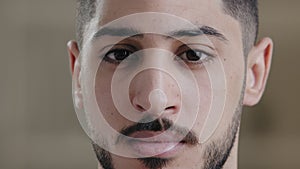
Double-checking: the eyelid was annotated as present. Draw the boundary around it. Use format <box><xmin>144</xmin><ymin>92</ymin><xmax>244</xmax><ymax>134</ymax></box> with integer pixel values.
<box><xmin>180</xmin><ymin>43</ymin><xmax>211</xmax><ymax>50</ymax></box>
<box><xmin>102</xmin><ymin>44</ymin><xmax>142</xmax><ymax>65</ymax></box>
<box><xmin>176</xmin><ymin>44</ymin><xmax>217</xmax><ymax>58</ymax></box>
<box><xmin>99</xmin><ymin>43</ymin><xmax>138</xmax><ymax>61</ymax></box>
<box><xmin>107</xmin><ymin>44</ymin><xmax>138</xmax><ymax>52</ymax></box>
<box><xmin>178</xmin><ymin>42</ymin><xmax>216</xmax><ymax>51</ymax></box>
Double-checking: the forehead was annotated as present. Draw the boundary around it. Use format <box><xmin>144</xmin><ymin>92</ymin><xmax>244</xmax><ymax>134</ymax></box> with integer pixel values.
<box><xmin>97</xmin><ymin>0</ymin><xmax>223</xmax><ymax>24</ymax></box>
<box><xmin>84</xmin><ymin>0</ymin><xmax>241</xmax><ymax>44</ymax></box>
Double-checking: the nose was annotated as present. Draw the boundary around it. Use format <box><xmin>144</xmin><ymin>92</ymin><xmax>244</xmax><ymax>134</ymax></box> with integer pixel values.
<box><xmin>129</xmin><ymin>69</ymin><xmax>181</xmax><ymax>118</ymax></box>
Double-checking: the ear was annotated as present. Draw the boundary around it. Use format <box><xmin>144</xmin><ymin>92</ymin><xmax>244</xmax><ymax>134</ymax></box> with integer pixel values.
<box><xmin>243</xmin><ymin>37</ymin><xmax>273</xmax><ymax>106</ymax></box>
<box><xmin>67</xmin><ymin>40</ymin><xmax>83</xmax><ymax>109</ymax></box>
<box><xmin>67</xmin><ymin>40</ymin><xmax>80</xmax><ymax>74</ymax></box>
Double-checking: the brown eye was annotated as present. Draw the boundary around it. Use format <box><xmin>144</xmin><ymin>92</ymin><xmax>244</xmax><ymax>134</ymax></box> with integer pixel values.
<box><xmin>103</xmin><ymin>49</ymin><xmax>135</xmax><ymax>64</ymax></box>
<box><xmin>186</xmin><ymin>50</ymin><xmax>203</xmax><ymax>61</ymax></box>
<box><xmin>106</xmin><ymin>49</ymin><xmax>132</xmax><ymax>61</ymax></box>
<box><xmin>178</xmin><ymin>49</ymin><xmax>210</xmax><ymax>64</ymax></box>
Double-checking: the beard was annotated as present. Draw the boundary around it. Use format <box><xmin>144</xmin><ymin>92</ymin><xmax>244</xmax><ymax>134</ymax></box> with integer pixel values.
<box><xmin>92</xmin><ymin>142</ymin><xmax>172</xmax><ymax>169</ymax></box>
<box><xmin>202</xmin><ymin>107</ymin><xmax>241</xmax><ymax>169</ymax></box>
<box><xmin>92</xmin><ymin>104</ymin><xmax>242</xmax><ymax>169</ymax></box>
<box><xmin>92</xmin><ymin>117</ymin><xmax>199</xmax><ymax>169</ymax></box>
<box><xmin>92</xmin><ymin>78</ymin><xmax>245</xmax><ymax>169</ymax></box>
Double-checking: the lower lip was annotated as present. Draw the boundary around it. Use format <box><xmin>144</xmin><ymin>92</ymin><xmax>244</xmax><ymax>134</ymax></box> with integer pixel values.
<box><xmin>129</xmin><ymin>141</ymin><xmax>185</xmax><ymax>158</ymax></box>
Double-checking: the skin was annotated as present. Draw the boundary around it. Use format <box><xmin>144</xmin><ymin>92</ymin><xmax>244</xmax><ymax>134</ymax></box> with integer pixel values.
<box><xmin>67</xmin><ymin>0</ymin><xmax>273</xmax><ymax>168</ymax></box>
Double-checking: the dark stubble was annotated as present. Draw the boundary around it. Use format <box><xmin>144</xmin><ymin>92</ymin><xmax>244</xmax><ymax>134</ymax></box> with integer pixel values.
<box><xmin>92</xmin><ymin>102</ymin><xmax>242</xmax><ymax>169</ymax></box>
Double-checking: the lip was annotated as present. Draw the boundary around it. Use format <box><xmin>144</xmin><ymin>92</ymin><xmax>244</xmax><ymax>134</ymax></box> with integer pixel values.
<box><xmin>127</xmin><ymin>131</ymin><xmax>186</xmax><ymax>158</ymax></box>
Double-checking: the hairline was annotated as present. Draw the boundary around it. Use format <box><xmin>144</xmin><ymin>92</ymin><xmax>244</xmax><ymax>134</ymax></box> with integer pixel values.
<box><xmin>76</xmin><ymin>0</ymin><xmax>258</xmax><ymax>56</ymax></box>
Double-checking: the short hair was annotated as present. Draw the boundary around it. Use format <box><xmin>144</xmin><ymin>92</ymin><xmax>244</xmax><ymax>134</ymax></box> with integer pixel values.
<box><xmin>76</xmin><ymin>0</ymin><xmax>258</xmax><ymax>55</ymax></box>
<box><xmin>76</xmin><ymin>0</ymin><xmax>97</xmax><ymax>49</ymax></box>
<box><xmin>222</xmin><ymin>0</ymin><xmax>259</xmax><ymax>55</ymax></box>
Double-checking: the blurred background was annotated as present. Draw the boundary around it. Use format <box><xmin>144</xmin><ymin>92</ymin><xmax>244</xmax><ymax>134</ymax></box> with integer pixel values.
<box><xmin>0</xmin><ymin>0</ymin><xmax>299</xmax><ymax>169</ymax></box>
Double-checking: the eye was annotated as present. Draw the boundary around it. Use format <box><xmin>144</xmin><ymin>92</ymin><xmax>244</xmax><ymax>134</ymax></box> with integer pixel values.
<box><xmin>178</xmin><ymin>49</ymin><xmax>211</xmax><ymax>64</ymax></box>
<box><xmin>104</xmin><ymin>49</ymin><xmax>133</xmax><ymax>64</ymax></box>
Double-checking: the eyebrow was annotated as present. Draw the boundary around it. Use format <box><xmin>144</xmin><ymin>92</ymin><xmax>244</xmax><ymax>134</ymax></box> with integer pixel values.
<box><xmin>92</xmin><ymin>26</ymin><xmax>228</xmax><ymax>42</ymax></box>
<box><xmin>169</xmin><ymin>26</ymin><xmax>228</xmax><ymax>41</ymax></box>
<box><xmin>93</xmin><ymin>27</ymin><xmax>143</xmax><ymax>39</ymax></box>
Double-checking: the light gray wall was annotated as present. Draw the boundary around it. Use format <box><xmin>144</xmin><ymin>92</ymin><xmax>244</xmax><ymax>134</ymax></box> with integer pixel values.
<box><xmin>0</xmin><ymin>0</ymin><xmax>299</xmax><ymax>169</ymax></box>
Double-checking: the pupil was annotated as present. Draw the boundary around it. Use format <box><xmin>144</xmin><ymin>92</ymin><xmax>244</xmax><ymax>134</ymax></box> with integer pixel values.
<box><xmin>187</xmin><ymin>50</ymin><xmax>201</xmax><ymax>61</ymax></box>
<box><xmin>115</xmin><ymin>50</ymin><xmax>129</xmax><ymax>60</ymax></box>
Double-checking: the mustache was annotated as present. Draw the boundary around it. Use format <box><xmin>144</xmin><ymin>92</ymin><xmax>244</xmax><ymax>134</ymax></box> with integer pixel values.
<box><xmin>117</xmin><ymin>117</ymin><xmax>199</xmax><ymax>145</ymax></box>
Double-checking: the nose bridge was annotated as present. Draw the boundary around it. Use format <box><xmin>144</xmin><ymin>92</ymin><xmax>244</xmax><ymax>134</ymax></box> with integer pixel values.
<box><xmin>137</xmin><ymin>48</ymin><xmax>174</xmax><ymax>94</ymax></box>
<box><xmin>144</xmin><ymin>68</ymin><xmax>164</xmax><ymax>91</ymax></box>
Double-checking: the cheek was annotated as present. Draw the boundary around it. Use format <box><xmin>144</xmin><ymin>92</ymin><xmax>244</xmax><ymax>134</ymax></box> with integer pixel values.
<box><xmin>195</xmin><ymin>70</ymin><xmax>212</xmax><ymax>113</ymax></box>
<box><xmin>95</xmin><ymin>64</ymin><xmax>132</xmax><ymax>132</ymax></box>
<box><xmin>223</xmin><ymin>51</ymin><xmax>245</xmax><ymax>111</ymax></box>
<box><xmin>188</xmin><ymin>51</ymin><xmax>245</xmax><ymax>142</ymax></box>
<box><xmin>213</xmin><ymin>47</ymin><xmax>245</xmax><ymax>134</ymax></box>
<box><xmin>188</xmin><ymin>69</ymin><xmax>213</xmax><ymax>135</ymax></box>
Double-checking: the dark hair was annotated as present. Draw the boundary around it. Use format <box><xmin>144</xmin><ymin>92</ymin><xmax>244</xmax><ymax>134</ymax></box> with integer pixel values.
<box><xmin>222</xmin><ymin>0</ymin><xmax>259</xmax><ymax>55</ymax></box>
<box><xmin>76</xmin><ymin>0</ymin><xmax>97</xmax><ymax>49</ymax></box>
<box><xmin>76</xmin><ymin>0</ymin><xmax>258</xmax><ymax>55</ymax></box>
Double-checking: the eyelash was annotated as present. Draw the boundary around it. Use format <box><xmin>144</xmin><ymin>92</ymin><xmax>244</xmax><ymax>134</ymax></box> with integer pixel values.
<box><xmin>176</xmin><ymin>49</ymin><xmax>214</xmax><ymax>65</ymax></box>
<box><xmin>102</xmin><ymin>45</ymin><xmax>136</xmax><ymax>64</ymax></box>
<box><xmin>102</xmin><ymin>46</ymin><xmax>215</xmax><ymax>66</ymax></box>
<box><xmin>103</xmin><ymin>49</ymin><xmax>134</xmax><ymax>64</ymax></box>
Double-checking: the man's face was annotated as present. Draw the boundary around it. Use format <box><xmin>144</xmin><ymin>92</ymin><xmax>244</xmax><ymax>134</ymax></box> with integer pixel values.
<box><xmin>69</xmin><ymin>0</ymin><xmax>272</xmax><ymax>169</ymax></box>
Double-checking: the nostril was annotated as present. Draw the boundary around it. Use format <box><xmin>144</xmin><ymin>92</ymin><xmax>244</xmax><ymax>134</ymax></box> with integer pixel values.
<box><xmin>164</xmin><ymin>106</ymin><xmax>178</xmax><ymax>115</ymax></box>
<box><xmin>165</xmin><ymin>106</ymin><xmax>176</xmax><ymax>110</ymax></box>
<box><xmin>136</xmin><ymin>104</ymin><xmax>145</xmax><ymax>111</ymax></box>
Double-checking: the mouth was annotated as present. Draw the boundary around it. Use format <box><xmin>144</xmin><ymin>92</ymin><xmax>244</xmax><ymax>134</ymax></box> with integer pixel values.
<box><xmin>127</xmin><ymin>131</ymin><xmax>188</xmax><ymax>158</ymax></box>
<box><xmin>117</xmin><ymin>118</ymin><xmax>198</xmax><ymax>158</ymax></box>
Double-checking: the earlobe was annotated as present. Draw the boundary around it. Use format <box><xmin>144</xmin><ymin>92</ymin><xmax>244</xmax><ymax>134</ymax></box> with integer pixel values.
<box><xmin>243</xmin><ymin>37</ymin><xmax>273</xmax><ymax>106</ymax></box>
<box><xmin>67</xmin><ymin>40</ymin><xmax>83</xmax><ymax>110</ymax></box>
